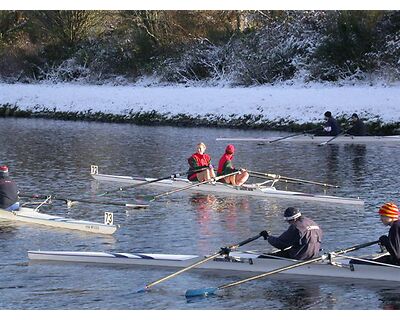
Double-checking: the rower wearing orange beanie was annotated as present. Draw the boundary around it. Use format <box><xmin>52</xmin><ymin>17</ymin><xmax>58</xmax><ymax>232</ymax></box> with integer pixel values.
<box><xmin>378</xmin><ymin>202</ymin><xmax>400</xmax><ymax>265</ymax></box>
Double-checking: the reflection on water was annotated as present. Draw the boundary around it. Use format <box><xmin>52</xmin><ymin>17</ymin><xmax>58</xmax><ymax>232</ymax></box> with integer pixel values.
<box><xmin>344</xmin><ymin>145</ymin><xmax>367</xmax><ymax>184</ymax></box>
<box><xmin>0</xmin><ymin>118</ymin><xmax>400</xmax><ymax>310</ymax></box>
<box><xmin>380</xmin><ymin>288</ymin><xmax>400</xmax><ymax>310</ymax></box>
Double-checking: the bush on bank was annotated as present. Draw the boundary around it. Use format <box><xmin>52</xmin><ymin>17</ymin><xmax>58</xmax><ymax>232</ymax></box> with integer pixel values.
<box><xmin>1</xmin><ymin>103</ymin><xmax>398</xmax><ymax>135</ymax></box>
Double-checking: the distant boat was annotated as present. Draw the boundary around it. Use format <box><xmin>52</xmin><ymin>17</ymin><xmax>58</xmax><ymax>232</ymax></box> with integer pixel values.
<box><xmin>216</xmin><ymin>134</ymin><xmax>400</xmax><ymax>144</ymax></box>
<box><xmin>0</xmin><ymin>207</ymin><xmax>118</xmax><ymax>235</ymax></box>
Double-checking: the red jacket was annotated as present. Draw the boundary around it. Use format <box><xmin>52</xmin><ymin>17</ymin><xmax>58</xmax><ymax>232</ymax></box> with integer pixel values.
<box><xmin>188</xmin><ymin>153</ymin><xmax>211</xmax><ymax>180</ymax></box>
<box><xmin>217</xmin><ymin>153</ymin><xmax>235</xmax><ymax>176</ymax></box>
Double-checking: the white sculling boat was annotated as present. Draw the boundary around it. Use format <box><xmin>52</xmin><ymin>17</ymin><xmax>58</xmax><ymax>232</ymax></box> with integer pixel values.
<box><xmin>0</xmin><ymin>206</ymin><xmax>118</xmax><ymax>235</ymax></box>
<box><xmin>216</xmin><ymin>134</ymin><xmax>400</xmax><ymax>144</ymax></box>
<box><xmin>27</xmin><ymin>249</ymin><xmax>400</xmax><ymax>282</ymax></box>
<box><xmin>90</xmin><ymin>165</ymin><xmax>364</xmax><ymax>206</ymax></box>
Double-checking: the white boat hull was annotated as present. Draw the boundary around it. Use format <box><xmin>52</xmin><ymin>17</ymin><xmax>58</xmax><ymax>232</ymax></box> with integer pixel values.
<box><xmin>216</xmin><ymin>135</ymin><xmax>400</xmax><ymax>144</ymax></box>
<box><xmin>91</xmin><ymin>173</ymin><xmax>364</xmax><ymax>206</ymax></box>
<box><xmin>27</xmin><ymin>250</ymin><xmax>400</xmax><ymax>282</ymax></box>
<box><xmin>0</xmin><ymin>207</ymin><xmax>117</xmax><ymax>235</ymax></box>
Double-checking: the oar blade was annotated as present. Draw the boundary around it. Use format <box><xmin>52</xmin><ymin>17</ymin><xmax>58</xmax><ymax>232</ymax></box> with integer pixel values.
<box><xmin>134</xmin><ymin>286</ymin><xmax>149</xmax><ymax>294</ymax></box>
<box><xmin>125</xmin><ymin>203</ymin><xmax>149</xmax><ymax>209</ymax></box>
<box><xmin>185</xmin><ymin>287</ymin><xmax>218</xmax><ymax>298</ymax></box>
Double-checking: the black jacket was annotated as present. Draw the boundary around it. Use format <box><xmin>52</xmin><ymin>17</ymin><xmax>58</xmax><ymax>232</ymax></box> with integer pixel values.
<box><xmin>325</xmin><ymin>117</ymin><xmax>341</xmax><ymax>136</ymax></box>
<box><xmin>380</xmin><ymin>220</ymin><xmax>400</xmax><ymax>265</ymax></box>
<box><xmin>268</xmin><ymin>216</ymin><xmax>322</xmax><ymax>260</ymax></box>
<box><xmin>0</xmin><ymin>178</ymin><xmax>18</xmax><ymax>209</ymax></box>
<box><xmin>347</xmin><ymin>119</ymin><xmax>367</xmax><ymax>136</ymax></box>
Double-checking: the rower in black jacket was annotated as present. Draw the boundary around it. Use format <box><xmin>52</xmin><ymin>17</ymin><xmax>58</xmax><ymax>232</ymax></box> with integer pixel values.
<box><xmin>322</xmin><ymin>111</ymin><xmax>341</xmax><ymax>136</ymax></box>
<box><xmin>347</xmin><ymin>113</ymin><xmax>367</xmax><ymax>136</ymax></box>
<box><xmin>260</xmin><ymin>207</ymin><xmax>322</xmax><ymax>260</ymax></box>
<box><xmin>0</xmin><ymin>165</ymin><xmax>19</xmax><ymax>211</ymax></box>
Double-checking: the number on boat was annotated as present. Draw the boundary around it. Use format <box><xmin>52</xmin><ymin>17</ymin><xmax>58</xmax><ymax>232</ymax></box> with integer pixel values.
<box><xmin>104</xmin><ymin>212</ymin><xmax>114</xmax><ymax>225</ymax></box>
<box><xmin>91</xmin><ymin>165</ymin><xmax>99</xmax><ymax>175</ymax></box>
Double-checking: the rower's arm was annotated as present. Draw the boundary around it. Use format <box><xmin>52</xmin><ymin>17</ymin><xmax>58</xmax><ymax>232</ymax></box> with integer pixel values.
<box><xmin>267</xmin><ymin>226</ymin><xmax>299</xmax><ymax>250</ymax></box>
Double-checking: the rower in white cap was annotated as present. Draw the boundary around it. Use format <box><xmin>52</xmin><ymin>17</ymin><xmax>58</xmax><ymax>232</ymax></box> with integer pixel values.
<box><xmin>259</xmin><ymin>207</ymin><xmax>322</xmax><ymax>260</ymax></box>
<box><xmin>0</xmin><ymin>165</ymin><xmax>19</xmax><ymax>211</ymax></box>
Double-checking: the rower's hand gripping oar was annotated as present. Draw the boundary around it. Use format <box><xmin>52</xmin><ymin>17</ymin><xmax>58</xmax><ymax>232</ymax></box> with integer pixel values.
<box><xmin>136</xmin><ymin>233</ymin><xmax>262</xmax><ymax>293</ymax></box>
<box><xmin>19</xmin><ymin>193</ymin><xmax>148</xmax><ymax>209</ymax></box>
<box><xmin>247</xmin><ymin>170</ymin><xmax>339</xmax><ymax>189</ymax></box>
<box><xmin>185</xmin><ymin>240</ymin><xmax>379</xmax><ymax>298</ymax></box>
<box><xmin>140</xmin><ymin>170</ymin><xmax>242</xmax><ymax>202</ymax></box>
<box><xmin>96</xmin><ymin>168</ymin><xmax>208</xmax><ymax>197</ymax></box>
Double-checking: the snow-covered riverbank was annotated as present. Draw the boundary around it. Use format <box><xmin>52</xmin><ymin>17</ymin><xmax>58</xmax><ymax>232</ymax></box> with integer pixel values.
<box><xmin>1</xmin><ymin>82</ymin><xmax>400</xmax><ymax>126</ymax></box>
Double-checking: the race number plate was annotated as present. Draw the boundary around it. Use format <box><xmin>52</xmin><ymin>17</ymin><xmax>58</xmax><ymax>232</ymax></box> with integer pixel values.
<box><xmin>104</xmin><ymin>212</ymin><xmax>114</xmax><ymax>225</ymax></box>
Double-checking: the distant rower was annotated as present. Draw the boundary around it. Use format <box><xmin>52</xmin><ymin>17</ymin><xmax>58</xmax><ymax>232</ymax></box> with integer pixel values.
<box><xmin>0</xmin><ymin>165</ymin><xmax>19</xmax><ymax>211</ymax></box>
<box><xmin>347</xmin><ymin>113</ymin><xmax>367</xmax><ymax>136</ymax></box>
<box><xmin>320</xmin><ymin>111</ymin><xmax>341</xmax><ymax>136</ymax></box>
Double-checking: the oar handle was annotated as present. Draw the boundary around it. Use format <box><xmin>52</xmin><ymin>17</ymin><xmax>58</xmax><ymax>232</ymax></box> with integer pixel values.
<box><xmin>151</xmin><ymin>170</ymin><xmax>241</xmax><ymax>200</ymax></box>
<box><xmin>228</xmin><ymin>234</ymin><xmax>262</xmax><ymax>250</ymax></box>
<box><xmin>334</xmin><ymin>240</ymin><xmax>379</xmax><ymax>255</ymax></box>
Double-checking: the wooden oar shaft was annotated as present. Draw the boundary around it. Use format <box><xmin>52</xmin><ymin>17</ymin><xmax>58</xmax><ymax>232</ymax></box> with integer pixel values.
<box><xmin>151</xmin><ymin>170</ymin><xmax>241</xmax><ymax>200</ymax></box>
<box><xmin>140</xmin><ymin>234</ymin><xmax>261</xmax><ymax>291</ymax></box>
<box><xmin>248</xmin><ymin>170</ymin><xmax>339</xmax><ymax>188</ymax></box>
<box><xmin>144</xmin><ymin>252</ymin><xmax>221</xmax><ymax>290</ymax></box>
<box><xmin>220</xmin><ymin>256</ymin><xmax>322</xmax><ymax>290</ymax></box>
<box><xmin>99</xmin><ymin>168</ymin><xmax>207</xmax><ymax>196</ymax></box>
<box><xmin>218</xmin><ymin>240</ymin><xmax>379</xmax><ymax>291</ymax></box>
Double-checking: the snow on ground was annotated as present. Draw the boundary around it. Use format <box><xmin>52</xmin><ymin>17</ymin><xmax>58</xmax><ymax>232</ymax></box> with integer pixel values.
<box><xmin>1</xmin><ymin>82</ymin><xmax>400</xmax><ymax>123</ymax></box>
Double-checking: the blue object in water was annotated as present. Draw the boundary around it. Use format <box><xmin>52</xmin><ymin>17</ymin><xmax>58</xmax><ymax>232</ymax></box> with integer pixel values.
<box><xmin>6</xmin><ymin>202</ymin><xmax>20</xmax><ymax>211</ymax></box>
<box><xmin>185</xmin><ymin>287</ymin><xmax>218</xmax><ymax>298</ymax></box>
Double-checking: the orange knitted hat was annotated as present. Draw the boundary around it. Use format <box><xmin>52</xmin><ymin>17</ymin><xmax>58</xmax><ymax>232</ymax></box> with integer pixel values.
<box><xmin>379</xmin><ymin>202</ymin><xmax>399</xmax><ymax>219</ymax></box>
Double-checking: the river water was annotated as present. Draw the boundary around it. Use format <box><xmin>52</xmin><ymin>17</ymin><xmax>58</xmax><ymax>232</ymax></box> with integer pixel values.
<box><xmin>0</xmin><ymin>118</ymin><xmax>399</xmax><ymax>310</ymax></box>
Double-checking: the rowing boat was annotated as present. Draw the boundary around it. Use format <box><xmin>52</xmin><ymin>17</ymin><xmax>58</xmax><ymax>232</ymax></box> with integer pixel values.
<box><xmin>0</xmin><ymin>207</ymin><xmax>118</xmax><ymax>235</ymax></box>
<box><xmin>27</xmin><ymin>250</ymin><xmax>400</xmax><ymax>282</ymax></box>
<box><xmin>216</xmin><ymin>135</ymin><xmax>400</xmax><ymax>144</ymax></box>
<box><xmin>90</xmin><ymin>166</ymin><xmax>364</xmax><ymax>206</ymax></box>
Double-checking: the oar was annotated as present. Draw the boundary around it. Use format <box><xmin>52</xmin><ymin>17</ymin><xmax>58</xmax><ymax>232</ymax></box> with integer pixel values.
<box><xmin>318</xmin><ymin>133</ymin><xmax>342</xmax><ymax>146</ymax></box>
<box><xmin>19</xmin><ymin>193</ymin><xmax>148</xmax><ymax>209</ymax></box>
<box><xmin>319</xmin><ymin>128</ymin><xmax>350</xmax><ymax>146</ymax></box>
<box><xmin>247</xmin><ymin>170</ymin><xmax>339</xmax><ymax>188</ymax></box>
<box><xmin>268</xmin><ymin>128</ymin><xmax>318</xmax><ymax>144</ymax></box>
<box><xmin>97</xmin><ymin>168</ymin><xmax>207</xmax><ymax>197</ymax></box>
<box><xmin>140</xmin><ymin>170</ymin><xmax>242</xmax><ymax>202</ymax></box>
<box><xmin>136</xmin><ymin>233</ymin><xmax>262</xmax><ymax>293</ymax></box>
<box><xmin>185</xmin><ymin>240</ymin><xmax>379</xmax><ymax>298</ymax></box>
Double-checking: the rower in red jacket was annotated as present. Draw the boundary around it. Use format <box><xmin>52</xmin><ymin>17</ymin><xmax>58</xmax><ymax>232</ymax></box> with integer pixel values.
<box><xmin>187</xmin><ymin>142</ymin><xmax>216</xmax><ymax>182</ymax></box>
<box><xmin>217</xmin><ymin>144</ymin><xmax>249</xmax><ymax>186</ymax></box>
